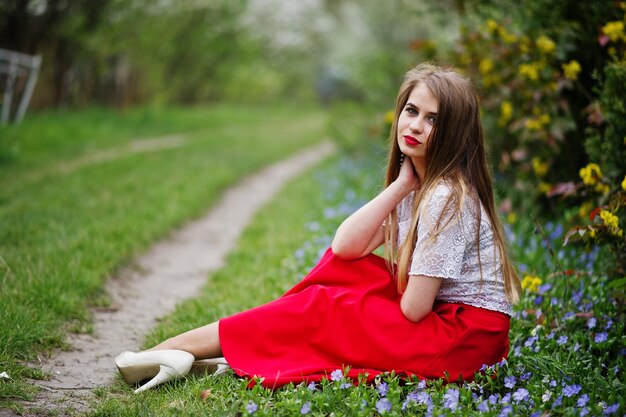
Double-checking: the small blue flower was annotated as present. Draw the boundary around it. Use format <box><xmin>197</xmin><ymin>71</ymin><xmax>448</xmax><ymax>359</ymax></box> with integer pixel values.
<box><xmin>376</xmin><ymin>398</ymin><xmax>392</xmax><ymax>414</ymax></box>
<box><xmin>604</xmin><ymin>319</ymin><xmax>613</xmax><ymax>330</ymax></box>
<box><xmin>504</xmin><ymin>375</ymin><xmax>516</xmax><ymax>389</ymax></box>
<box><xmin>377</xmin><ymin>381</ymin><xmax>389</xmax><ymax>397</ymax></box>
<box><xmin>245</xmin><ymin>401</ymin><xmax>258</xmax><ymax>414</ymax></box>
<box><xmin>501</xmin><ymin>393</ymin><xmax>512</xmax><ymax>404</ymax></box>
<box><xmin>513</xmin><ymin>388</ymin><xmax>530</xmax><ymax>403</ymax></box>
<box><xmin>525</xmin><ymin>336</ymin><xmax>538</xmax><ymax>348</ymax></box>
<box><xmin>538</xmin><ymin>283</ymin><xmax>552</xmax><ymax>294</ymax></box>
<box><xmin>579</xmin><ymin>407</ymin><xmax>590</xmax><ymax>416</ymax></box>
<box><xmin>442</xmin><ymin>388</ymin><xmax>459</xmax><ymax>411</ymax></box>
<box><xmin>499</xmin><ymin>405</ymin><xmax>513</xmax><ymax>417</ymax></box>
<box><xmin>594</xmin><ymin>332</ymin><xmax>608</xmax><ymax>343</ymax></box>
<box><xmin>340</xmin><ymin>382</ymin><xmax>352</xmax><ymax>389</ymax></box>
<box><xmin>330</xmin><ymin>369</ymin><xmax>343</xmax><ymax>381</ymax></box>
<box><xmin>307</xmin><ymin>381</ymin><xmax>316</xmax><ymax>391</ymax></box>
<box><xmin>521</xmin><ymin>371</ymin><xmax>532</xmax><ymax>381</ymax></box>
<box><xmin>587</xmin><ymin>317</ymin><xmax>597</xmax><ymax>329</ymax></box>
<box><xmin>552</xmin><ymin>395</ymin><xmax>563</xmax><ymax>408</ymax></box>
<box><xmin>556</xmin><ymin>335</ymin><xmax>568</xmax><ymax>345</ymax></box>
<box><xmin>300</xmin><ymin>401</ymin><xmax>312</xmax><ymax>415</ymax></box>
<box><xmin>549</xmin><ymin>380</ymin><xmax>557</xmax><ymax>387</ymax></box>
<box><xmin>563</xmin><ymin>384</ymin><xmax>582</xmax><ymax>398</ymax></box>
<box><xmin>577</xmin><ymin>394</ymin><xmax>590</xmax><ymax>407</ymax></box>
<box><xmin>603</xmin><ymin>403</ymin><xmax>619</xmax><ymax>415</ymax></box>
<box><xmin>488</xmin><ymin>394</ymin><xmax>499</xmax><ymax>404</ymax></box>
<box><xmin>477</xmin><ymin>400</ymin><xmax>489</xmax><ymax>412</ymax></box>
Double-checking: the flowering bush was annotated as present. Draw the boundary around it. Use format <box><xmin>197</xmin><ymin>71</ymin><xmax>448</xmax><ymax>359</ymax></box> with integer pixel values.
<box><xmin>440</xmin><ymin>2</ymin><xmax>626</xmax><ymax>284</ymax></box>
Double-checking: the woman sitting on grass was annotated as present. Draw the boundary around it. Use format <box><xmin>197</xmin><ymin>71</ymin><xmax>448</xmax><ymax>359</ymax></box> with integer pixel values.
<box><xmin>116</xmin><ymin>62</ymin><xmax>521</xmax><ymax>394</ymax></box>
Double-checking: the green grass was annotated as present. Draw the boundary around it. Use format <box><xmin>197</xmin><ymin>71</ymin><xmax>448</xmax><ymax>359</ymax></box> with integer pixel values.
<box><xmin>88</xmin><ymin>146</ymin><xmax>623</xmax><ymax>416</ymax></box>
<box><xmin>0</xmin><ymin>103</ymin><xmax>328</xmax><ymax>409</ymax></box>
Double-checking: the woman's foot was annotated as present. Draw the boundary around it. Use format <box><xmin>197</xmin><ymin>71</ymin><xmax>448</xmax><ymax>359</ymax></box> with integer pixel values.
<box><xmin>115</xmin><ymin>349</ymin><xmax>195</xmax><ymax>393</ymax></box>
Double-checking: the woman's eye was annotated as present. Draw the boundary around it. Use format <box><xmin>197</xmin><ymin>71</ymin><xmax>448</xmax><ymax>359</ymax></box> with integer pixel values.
<box><xmin>427</xmin><ymin>115</ymin><xmax>437</xmax><ymax>124</ymax></box>
<box><xmin>405</xmin><ymin>107</ymin><xmax>417</xmax><ymax>115</ymax></box>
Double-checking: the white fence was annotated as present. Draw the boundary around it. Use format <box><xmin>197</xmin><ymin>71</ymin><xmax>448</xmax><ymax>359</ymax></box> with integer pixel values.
<box><xmin>0</xmin><ymin>48</ymin><xmax>42</xmax><ymax>125</ymax></box>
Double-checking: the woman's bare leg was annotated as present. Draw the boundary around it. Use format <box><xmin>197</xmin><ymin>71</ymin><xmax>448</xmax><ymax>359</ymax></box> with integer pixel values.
<box><xmin>148</xmin><ymin>321</ymin><xmax>222</xmax><ymax>359</ymax></box>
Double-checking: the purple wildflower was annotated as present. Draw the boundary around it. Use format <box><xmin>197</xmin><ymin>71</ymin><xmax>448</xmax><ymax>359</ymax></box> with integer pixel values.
<box><xmin>340</xmin><ymin>382</ymin><xmax>352</xmax><ymax>389</ymax></box>
<box><xmin>603</xmin><ymin>403</ymin><xmax>619</xmax><ymax>415</ymax></box>
<box><xmin>563</xmin><ymin>384</ymin><xmax>582</xmax><ymax>398</ymax></box>
<box><xmin>547</xmin><ymin>332</ymin><xmax>555</xmax><ymax>340</ymax></box>
<box><xmin>504</xmin><ymin>375</ymin><xmax>516</xmax><ymax>389</ymax></box>
<box><xmin>477</xmin><ymin>400</ymin><xmax>489</xmax><ymax>412</ymax></box>
<box><xmin>377</xmin><ymin>382</ymin><xmax>389</xmax><ymax>397</ymax></box>
<box><xmin>300</xmin><ymin>402</ymin><xmax>312</xmax><ymax>415</ymax></box>
<box><xmin>521</xmin><ymin>371</ymin><xmax>532</xmax><ymax>381</ymax></box>
<box><xmin>488</xmin><ymin>394</ymin><xmax>499</xmax><ymax>404</ymax></box>
<box><xmin>587</xmin><ymin>317</ymin><xmax>597</xmax><ymax>329</ymax></box>
<box><xmin>442</xmin><ymin>388</ymin><xmax>459</xmax><ymax>411</ymax></box>
<box><xmin>330</xmin><ymin>369</ymin><xmax>343</xmax><ymax>381</ymax></box>
<box><xmin>538</xmin><ymin>283</ymin><xmax>552</xmax><ymax>294</ymax></box>
<box><xmin>595</xmin><ymin>332</ymin><xmax>608</xmax><ymax>343</ymax></box>
<box><xmin>525</xmin><ymin>336</ymin><xmax>538</xmax><ymax>348</ymax></box>
<box><xmin>513</xmin><ymin>388</ymin><xmax>530</xmax><ymax>403</ymax></box>
<box><xmin>245</xmin><ymin>401</ymin><xmax>258</xmax><ymax>414</ymax></box>
<box><xmin>499</xmin><ymin>405</ymin><xmax>513</xmax><ymax>417</ymax></box>
<box><xmin>376</xmin><ymin>398</ymin><xmax>392</xmax><ymax>414</ymax></box>
<box><xmin>549</xmin><ymin>380</ymin><xmax>557</xmax><ymax>388</ymax></box>
<box><xmin>501</xmin><ymin>393</ymin><xmax>512</xmax><ymax>404</ymax></box>
<box><xmin>577</xmin><ymin>394</ymin><xmax>590</xmax><ymax>407</ymax></box>
<box><xmin>580</xmin><ymin>407</ymin><xmax>590</xmax><ymax>416</ymax></box>
<box><xmin>604</xmin><ymin>319</ymin><xmax>613</xmax><ymax>330</ymax></box>
<box><xmin>307</xmin><ymin>382</ymin><xmax>316</xmax><ymax>391</ymax></box>
<box><xmin>556</xmin><ymin>335</ymin><xmax>568</xmax><ymax>345</ymax></box>
<box><xmin>530</xmin><ymin>412</ymin><xmax>542</xmax><ymax>417</ymax></box>
<box><xmin>552</xmin><ymin>395</ymin><xmax>563</xmax><ymax>408</ymax></box>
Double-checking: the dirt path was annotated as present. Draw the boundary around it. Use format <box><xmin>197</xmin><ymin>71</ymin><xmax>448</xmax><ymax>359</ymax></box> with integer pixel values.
<box><xmin>13</xmin><ymin>140</ymin><xmax>336</xmax><ymax>416</ymax></box>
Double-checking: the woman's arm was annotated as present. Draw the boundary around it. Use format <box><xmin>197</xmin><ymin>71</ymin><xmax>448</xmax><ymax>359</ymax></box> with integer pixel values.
<box><xmin>400</xmin><ymin>275</ymin><xmax>441</xmax><ymax>322</ymax></box>
<box><xmin>331</xmin><ymin>160</ymin><xmax>419</xmax><ymax>260</ymax></box>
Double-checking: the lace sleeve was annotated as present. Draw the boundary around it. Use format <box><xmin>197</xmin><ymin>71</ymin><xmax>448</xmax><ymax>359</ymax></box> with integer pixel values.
<box><xmin>409</xmin><ymin>185</ymin><xmax>468</xmax><ymax>279</ymax></box>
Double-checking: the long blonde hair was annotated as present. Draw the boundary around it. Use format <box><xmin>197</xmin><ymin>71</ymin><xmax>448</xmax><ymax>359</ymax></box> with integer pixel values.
<box><xmin>383</xmin><ymin>63</ymin><xmax>520</xmax><ymax>304</ymax></box>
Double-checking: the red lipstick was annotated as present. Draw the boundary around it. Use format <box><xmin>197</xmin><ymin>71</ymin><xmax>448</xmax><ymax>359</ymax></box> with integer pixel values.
<box><xmin>403</xmin><ymin>135</ymin><xmax>421</xmax><ymax>146</ymax></box>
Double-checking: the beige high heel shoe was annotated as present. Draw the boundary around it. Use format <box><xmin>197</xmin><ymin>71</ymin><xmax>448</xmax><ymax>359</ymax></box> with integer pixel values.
<box><xmin>115</xmin><ymin>350</ymin><xmax>195</xmax><ymax>394</ymax></box>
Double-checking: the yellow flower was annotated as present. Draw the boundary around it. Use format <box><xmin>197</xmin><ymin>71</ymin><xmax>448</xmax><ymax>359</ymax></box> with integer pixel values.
<box><xmin>595</xmin><ymin>183</ymin><xmax>610</xmax><ymax>195</ymax></box>
<box><xmin>532</xmin><ymin>157</ymin><xmax>549</xmax><ymax>177</ymax></box>
<box><xmin>507</xmin><ymin>212</ymin><xmax>518</xmax><ymax>224</ymax></box>
<box><xmin>602</xmin><ymin>21</ymin><xmax>625</xmax><ymax>42</ymax></box>
<box><xmin>499</xmin><ymin>28</ymin><xmax>518</xmax><ymax>44</ymax></box>
<box><xmin>540</xmin><ymin>114</ymin><xmax>551</xmax><ymax>125</ymax></box>
<box><xmin>486</xmin><ymin>19</ymin><xmax>500</xmax><ymax>35</ymax></box>
<box><xmin>479</xmin><ymin>58</ymin><xmax>494</xmax><ymax>75</ymax></box>
<box><xmin>621</xmin><ymin>174</ymin><xmax>626</xmax><ymax>191</ymax></box>
<box><xmin>578</xmin><ymin>201</ymin><xmax>594</xmax><ymax>219</ymax></box>
<box><xmin>499</xmin><ymin>101</ymin><xmax>513</xmax><ymax>125</ymax></box>
<box><xmin>521</xmin><ymin>274</ymin><xmax>542</xmax><ymax>292</ymax></box>
<box><xmin>384</xmin><ymin>110</ymin><xmax>395</xmax><ymax>125</ymax></box>
<box><xmin>562</xmin><ymin>60</ymin><xmax>581</xmax><ymax>81</ymax></box>
<box><xmin>600</xmin><ymin>210</ymin><xmax>623</xmax><ymax>236</ymax></box>
<box><xmin>537</xmin><ymin>182</ymin><xmax>552</xmax><ymax>194</ymax></box>
<box><xmin>536</xmin><ymin>35</ymin><xmax>556</xmax><ymax>54</ymax></box>
<box><xmin>579</xmin><ymin>163</ymin><xmax>602</xmax><ymax>186</ymax></box>
<box><xmin>519</xmin><ymin>63</ymin><xmax>540</xmax><ymax>81</ymax></box>
<box><xmin>520</xmin><ymin>36</ymin><xmax>531</xmax><ymax>54</ymax></box>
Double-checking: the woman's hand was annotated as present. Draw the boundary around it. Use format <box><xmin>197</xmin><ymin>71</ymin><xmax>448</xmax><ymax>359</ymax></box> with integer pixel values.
<box><xmin>394</xmin><ymin>157</ymin><xmax>421</xmax><ymax>195</ymax></box>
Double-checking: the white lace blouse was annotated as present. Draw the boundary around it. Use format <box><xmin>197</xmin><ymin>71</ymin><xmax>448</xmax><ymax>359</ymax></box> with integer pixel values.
<box><xmin>397</xmin><ymin>182</ymin><xmax>512</xmax><ymax>316</ymax></box>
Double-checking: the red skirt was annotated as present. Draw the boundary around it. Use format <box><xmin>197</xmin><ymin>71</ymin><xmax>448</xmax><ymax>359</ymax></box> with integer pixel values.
<box><xmin>219</xmin><ymin>248</ymin><xmax>509</xmax><ymax>389</ymax></box>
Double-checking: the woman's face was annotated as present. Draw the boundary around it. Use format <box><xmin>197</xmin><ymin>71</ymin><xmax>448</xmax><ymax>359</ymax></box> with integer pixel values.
<box><xmin>396</xmin><ymin>83</ymin><xmax>438</xmax><ymax>164</ymax></box>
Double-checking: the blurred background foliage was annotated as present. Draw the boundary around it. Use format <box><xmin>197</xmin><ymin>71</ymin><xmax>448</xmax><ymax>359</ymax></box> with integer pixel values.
<box><xmin>1</xmin><ymin>0</ymin><xmax>624</xmax><ymax>281</ymax></box>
